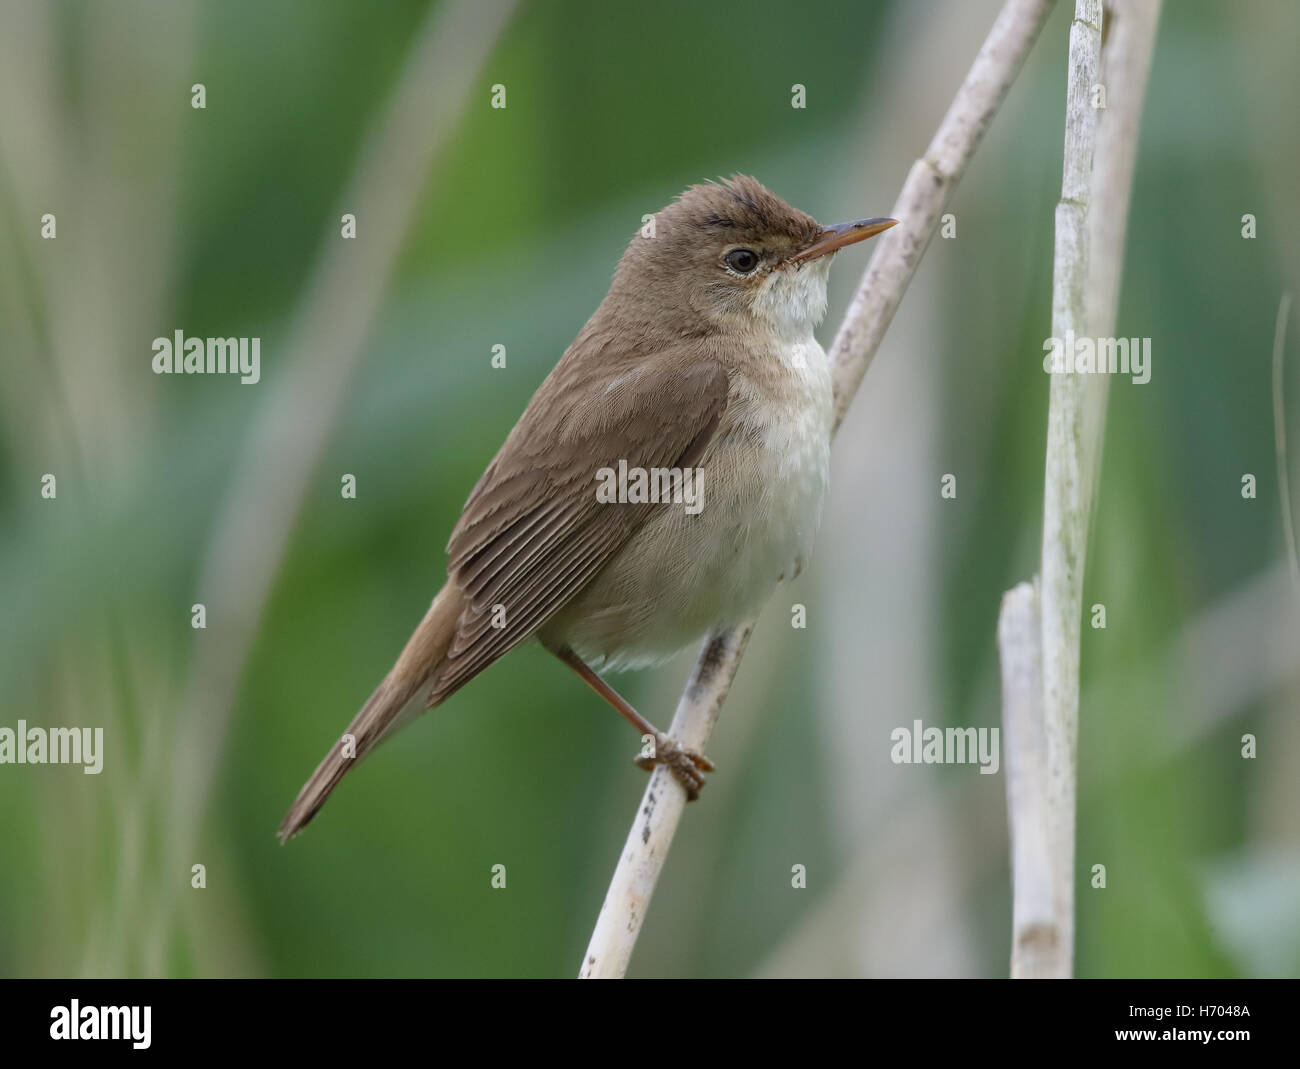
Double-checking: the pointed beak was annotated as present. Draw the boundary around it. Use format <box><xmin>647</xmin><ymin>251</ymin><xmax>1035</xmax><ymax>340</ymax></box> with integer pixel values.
<box><xmin>786</xmin><ymin>216</ymin><xmax>898</xmax><ymax>265</ymax></box>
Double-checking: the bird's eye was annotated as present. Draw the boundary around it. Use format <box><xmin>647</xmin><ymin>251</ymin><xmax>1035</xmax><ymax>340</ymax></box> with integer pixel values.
<box><xmin>724</xmin><ymin>248</ymin><xmax>760</xmax><ymax>274</ymax></box>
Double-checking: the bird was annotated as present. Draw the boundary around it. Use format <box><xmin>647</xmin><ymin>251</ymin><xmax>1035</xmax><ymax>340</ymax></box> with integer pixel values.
<box><xmin>278</xmin><ymin>175</ymin><xmax>895</xmax><ymax>840</ymax></box>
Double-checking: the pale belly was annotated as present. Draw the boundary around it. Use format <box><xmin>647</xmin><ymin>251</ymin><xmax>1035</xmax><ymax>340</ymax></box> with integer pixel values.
<box><xmin>540</xmin><ymin>340</ymin><xmax>833</xmax><ymax>670</ymax></box>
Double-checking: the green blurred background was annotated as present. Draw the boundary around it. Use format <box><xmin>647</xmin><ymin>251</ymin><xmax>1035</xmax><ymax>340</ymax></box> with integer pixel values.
<box><xmin>1</xmin><ymin>0</ymin><xmax>1297</xmax><ymax>978</ymax></box>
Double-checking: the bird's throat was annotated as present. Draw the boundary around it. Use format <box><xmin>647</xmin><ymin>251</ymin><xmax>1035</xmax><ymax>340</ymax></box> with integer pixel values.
<box><xmin>751</xmin><ymin>259</ymin><xmax>832</xmax><ymax>341</ymax></box>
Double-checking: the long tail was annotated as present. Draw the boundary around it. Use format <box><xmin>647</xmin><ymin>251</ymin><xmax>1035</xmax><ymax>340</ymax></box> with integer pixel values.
<box><xmin>277</xmin><ymin>582</ymin><xmax>463</xmax><ymax>842</ymax></box>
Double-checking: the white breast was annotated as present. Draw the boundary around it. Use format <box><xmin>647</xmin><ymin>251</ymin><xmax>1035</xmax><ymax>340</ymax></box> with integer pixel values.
<box><xmin>721</xmin><ymin>333</ymin><xmax>833</xmax><ymax>592</ymax></box>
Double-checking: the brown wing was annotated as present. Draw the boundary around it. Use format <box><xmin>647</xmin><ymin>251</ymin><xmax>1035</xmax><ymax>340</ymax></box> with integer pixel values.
<box><xmin>427</xmin><ymin>346</ymin><xmax>728</xmax><ymax>705</ymax></box>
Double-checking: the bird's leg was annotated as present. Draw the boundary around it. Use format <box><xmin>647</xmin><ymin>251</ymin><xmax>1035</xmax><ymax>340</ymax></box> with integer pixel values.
<box><xmin>553</xmin><ymin>645</ymin><xmax>714</xmax><ymax>800</ymax></box>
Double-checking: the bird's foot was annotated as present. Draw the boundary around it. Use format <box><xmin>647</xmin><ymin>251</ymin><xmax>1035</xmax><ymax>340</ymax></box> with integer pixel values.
<box><xmin>635</xmin><ymin>732</ymin><xmax>715</xmax><ymax>800</ymax></box>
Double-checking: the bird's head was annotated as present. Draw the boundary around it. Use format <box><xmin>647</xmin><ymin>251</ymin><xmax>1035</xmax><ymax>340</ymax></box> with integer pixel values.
<box><xmin>613</xmin><ymin>175</ymin><xmax>896</xmax><ymax>339</ymax></box>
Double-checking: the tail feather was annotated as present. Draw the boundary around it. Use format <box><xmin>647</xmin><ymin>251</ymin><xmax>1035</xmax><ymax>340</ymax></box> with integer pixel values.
<box><xmin>278</xmin><ymin>583</ymin><xmax>462</xmax><ymax>841</ymax></box>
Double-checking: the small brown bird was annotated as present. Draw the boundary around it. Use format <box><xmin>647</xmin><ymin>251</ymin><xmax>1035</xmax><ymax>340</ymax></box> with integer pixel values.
<box><xmin>279</xmin><ymin>176</ymin><xmax>894</xmax><ymax>840</ymax></box>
